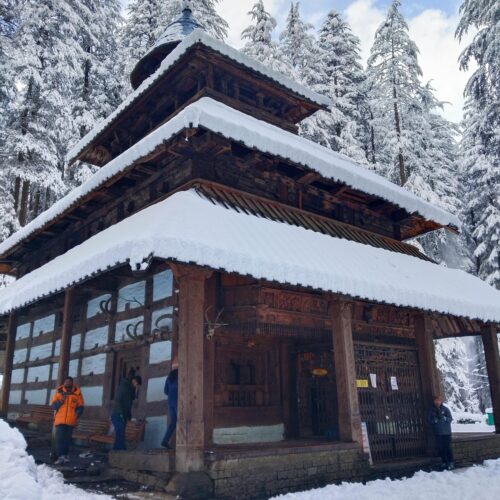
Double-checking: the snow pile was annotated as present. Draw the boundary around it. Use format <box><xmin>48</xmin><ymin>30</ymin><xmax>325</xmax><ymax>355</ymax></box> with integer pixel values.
<box><xmin>0</xmin><ymin>98</ymin><xmax>459</xmax><ymax>259</ymax></box>
<box><xmin>271</xmin><ymin>459</ymin><xmax>500</xmax><ymax>500</ymax></box>
<box><xmin>0</xmin><ymin>419</ymin><xmax>109</xmax><ymax>500</ymax></box>
<box><xmin>0</xmin><ymin>189</ymin><xmax>498</xmax><ymax>321</ymax></box>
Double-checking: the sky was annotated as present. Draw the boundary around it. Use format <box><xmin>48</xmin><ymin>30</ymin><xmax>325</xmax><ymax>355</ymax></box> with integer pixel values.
<box><xmin>124</xmin><ymin>1</ymin><xmax>473</xmax><ymax>123</ymax></box>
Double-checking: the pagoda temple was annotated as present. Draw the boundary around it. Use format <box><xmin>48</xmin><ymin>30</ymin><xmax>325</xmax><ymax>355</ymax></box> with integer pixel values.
<box><xmin>0</xmin><ymin>5</ymin><xmax>499</xmax><ymax>499</ymax></box>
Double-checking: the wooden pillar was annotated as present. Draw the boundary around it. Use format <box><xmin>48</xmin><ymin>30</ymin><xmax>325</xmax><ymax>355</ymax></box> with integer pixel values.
<box><xmin>414</xmin><ymin>313</ymin><xmax>442</xmax><ymax>404</ymax></box>
<box><xmin>481</xmin><ymin>323</ymin><xmax>500</xmax><ymax>434</ymax></box>
<box><xmin>0</xmin><ymin>312</ymin><xmax>17</xmax><ymax>417</ymax></box>
<box><xmin>172</xmin><ymin>265</ymin><xmax>212</xmax><ymax>473</ymax></box>
<box><xmin>330</xmin><ymin>299</ymin><xmax>362</xmax><ymax>444</ymax></box>
<box><xmin>415</xmin><ymin>313</ymin><xmax>442</xmax><ymax>451</ymax></box>
<box><xmin>57</xmin><ymin>288</ymin><xmax>75</xmax><ymax>385</ymax></box>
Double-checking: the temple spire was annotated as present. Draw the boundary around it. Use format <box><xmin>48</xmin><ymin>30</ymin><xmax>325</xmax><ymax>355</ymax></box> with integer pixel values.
<box><xmin>130</xmin><ymin>1</ymin><xmax>205</xmax><ymax>90</ymax></box>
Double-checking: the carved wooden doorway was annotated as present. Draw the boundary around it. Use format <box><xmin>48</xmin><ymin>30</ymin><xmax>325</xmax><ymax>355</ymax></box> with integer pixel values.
<box><xmin>355</xmin><ymin>342</ymin><xmax>426</xmax><ymax>462</ymax></box>
<box><xmin>295</xmin><ymin>345</ymin><xmax>339</xmax><ymax>439</ymax></box>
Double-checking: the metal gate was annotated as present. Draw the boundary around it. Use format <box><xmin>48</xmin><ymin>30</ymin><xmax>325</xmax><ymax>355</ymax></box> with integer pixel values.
<box><xmin>354</xmin><ymin>343</ymin><xmax>426</xmax><ymax>462</ymax></box>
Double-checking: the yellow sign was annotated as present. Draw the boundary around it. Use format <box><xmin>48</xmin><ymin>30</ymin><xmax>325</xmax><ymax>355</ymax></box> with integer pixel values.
<box><xmin>357</xmin><ymin>379</ymin><xmax>369</xmax><ymax>388</ymax></box>
<box><xmin>312</xmin><ymin>368</ymin><xmax>328</xmax><ymax>377</ymax></box>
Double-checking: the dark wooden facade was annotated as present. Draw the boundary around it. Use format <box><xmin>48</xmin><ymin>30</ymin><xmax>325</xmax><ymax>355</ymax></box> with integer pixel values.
<box><xmin>0</xmin><ymin>22</ymin><xmax>499</xmax><ymax>497</ymax></box>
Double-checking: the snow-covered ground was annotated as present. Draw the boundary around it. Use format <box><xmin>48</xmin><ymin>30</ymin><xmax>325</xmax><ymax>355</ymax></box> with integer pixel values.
<box><xmin>0</xmin><ymin>419</ymin><xmax>110</xmax><ymax>500</ymax></box>
<box><xmin>272</xmin><ymin>458</ymin><xmax>500</xmax><ymax>500</ymax></box>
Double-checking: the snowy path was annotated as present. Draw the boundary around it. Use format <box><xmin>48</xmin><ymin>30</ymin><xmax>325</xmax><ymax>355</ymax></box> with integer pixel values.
<box><xmin>0</xmin><ymin>419</ymin><xmax>111</xmax><ymax>500</ymax></box>
<box><xmin>271</xmin><ymin>458</ymin><xmax>500</xmax><ymax>500</ymax></box>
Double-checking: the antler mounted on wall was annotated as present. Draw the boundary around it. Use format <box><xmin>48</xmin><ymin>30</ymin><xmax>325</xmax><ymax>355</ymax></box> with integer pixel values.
<box><xmin>204</xmin><ymin>306</ymin><xmax>227</xmax><ymax>340</ymax></box>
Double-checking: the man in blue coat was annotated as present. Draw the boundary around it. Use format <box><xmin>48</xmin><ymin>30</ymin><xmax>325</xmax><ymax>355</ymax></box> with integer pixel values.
<box><xmin>161</xmin><ymin>357</ymin><xmax>178</xmax><ymax>449</ymax></box>
<box><xmin>427</xmin><ymin>395</ymin><xmax>455</xmax><ymax>470</ymax></box>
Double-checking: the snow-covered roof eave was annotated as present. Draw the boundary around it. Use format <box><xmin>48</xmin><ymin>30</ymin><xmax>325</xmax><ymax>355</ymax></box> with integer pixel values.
<box><xmin>66</xmin><ymin>29</ymin><xmax>331</xmax><ymax>165</ymax></box>
<box><xmin>0</xmin><ymin>190</ymin><xmax>497</xmax><ymax>322</ymax></box>
<box><xmin>0</xmin><ymin>97</ymin><xmax>460</xmax><ymax>259</ymax></box>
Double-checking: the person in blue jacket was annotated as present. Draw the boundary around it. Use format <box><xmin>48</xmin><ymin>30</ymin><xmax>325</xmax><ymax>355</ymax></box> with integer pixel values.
<box><xmin>161</xmin><ymin>357</ymin><xmax>178</xmax><ymax>449</ymax></box>
<box><xmin>427</xmin><ymin>395</ymin><xmax>455</xmax><ymax>470</ymax></box>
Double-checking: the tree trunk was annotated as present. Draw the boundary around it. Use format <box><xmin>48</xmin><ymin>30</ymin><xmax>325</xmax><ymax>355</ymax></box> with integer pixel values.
<box><xmin>392</xmin><ymin>87</ymin><xmax>406</xmax><ymax>186</ymax></box>
<box><xmin>19</xmin><ymin>179</ymin><xmax>30</xmax><ymax>227</ymax></box>
<box><xmin>13</xmin><ymin>176</ymin><xmax>21</xmax><ymax>212</ymax></box>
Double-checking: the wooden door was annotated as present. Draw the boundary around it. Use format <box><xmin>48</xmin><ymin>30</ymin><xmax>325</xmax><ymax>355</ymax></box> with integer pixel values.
<box><xmin>296</xmin><ymin>346</ymin><xmax>339</xmax><ymax>439</ymax></box>
<box><xmin>355</xmin><ymin>342</ymin><xmax>426</xmax><ymax>462</ymax></box>
<box><xmin>111</xmin><ymin>349</ymin><xmax>143</xmax><ymax>409</ymax></box>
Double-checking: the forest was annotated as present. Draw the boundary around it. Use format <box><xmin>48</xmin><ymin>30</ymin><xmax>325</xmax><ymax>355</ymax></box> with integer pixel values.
<box><xmin>0</xmin><ymin>0</ymin><xmax>498</xmax><ymax>415</ymax></box>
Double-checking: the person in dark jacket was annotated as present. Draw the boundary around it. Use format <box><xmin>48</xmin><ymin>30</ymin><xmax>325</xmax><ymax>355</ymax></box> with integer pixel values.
<box><xmin>161</xmin><ymin>358</ymin><xmax>178</xmax><ymax>449</ymax></box>
<box><xmin>111</xmin><ymin>373</ymin><xmax>142</xmax><ymax>450</ymax></box>
<box><xmin>427</xmin><ymin>395</ymin><xmax>454</xmax><ymax>470</ymax></box>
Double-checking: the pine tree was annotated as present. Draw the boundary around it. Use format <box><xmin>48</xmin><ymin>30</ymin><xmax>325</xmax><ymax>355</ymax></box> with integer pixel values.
<box><xmin>435</xmin><ymin>338</ymin><xmax>480</xmax><ymax>413</ymax></box>
<box><xmin>241</xmin><ymin>0</ymin><xmax>293</xmax><ymax>77</ymax></box>
<box><xmin>366</xmin><ymin>0</ymin><xmax>426</xmax><ymax>185</ymax></box>
<box><xmin>314</xmin><ymin>9</ymin><xmax>368</xmax><ymax>161</ymax></box>
<box><xmin>457</xmin><ymin>0</ymin><xmax>500</xmax><ymax>290</ymax></box>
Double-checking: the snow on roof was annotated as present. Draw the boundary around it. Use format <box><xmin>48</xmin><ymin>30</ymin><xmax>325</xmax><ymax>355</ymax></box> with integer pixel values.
<box><xmin>0</xmin><ymin>189</ymin><xmax>497</xmax><ymax>321</ymax></box>
<box><xmin>0</xmin><ymin>98</ymin><xmax>460</xmax><ymax>258</ymax></box>
<box><xmin>67</xmin><ymin>29</ymin><xmax>331</xmax><ymax>164</ymax></box>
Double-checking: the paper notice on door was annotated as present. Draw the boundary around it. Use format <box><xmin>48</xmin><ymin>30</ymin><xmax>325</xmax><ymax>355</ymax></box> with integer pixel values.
<box><xmin>356</xmin><ymin>379</ymin><xmax>369</xmax><ymax>388</ymax></box>
<box><xmin>369</xmin><ymin>373</ymin><xmax>377</xmax><ymax>388</ymax></box>
<box><xmin>390</xmin><ymin>376</ymin><xmax>398</xmax><ymax>390</ymax></box>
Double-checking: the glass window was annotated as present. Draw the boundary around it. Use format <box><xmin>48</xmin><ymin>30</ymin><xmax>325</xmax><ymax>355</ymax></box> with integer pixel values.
<box><xmin>27</xmin><ymin>365</ymin><xmax>51</xmax><ymax>383</ymax></box>
<box><xmin>84</xmin><ymin>326</ymin><xmax>108</xmax><ymax>350</ymax></box>
<box><xmin>11</xmin><ymin>368</ymin><xmax>25</xmax><ymax>384</ymax></box>
<box><xmin>117</xmin><ymin>281</ymin><xmax>145</xmax><ymax>312</ymax></box>
<box><xmin>33</xmin><ymin>314</ymin><xmax>56</xmax><ymax>336</ymax></box>
<box><xmin>151</xmin><ymin>307</ymin><xmax>173</xmax><ymax>335</ymax></box>
<box><xmin>29</xmin><ymin>343</ymin><xmax>53</xmax><ymax>361</ymax></box>
<box><xmin>153</xmin><ymin>270</ymin><xmax>173</xmax><ymax>301</ymax></box>
<box><xmin>16</xmin><ymin>323</ymin><xmax>31</xmax><ymax>341</ymax></box>
<box><xmin>13</xmin><ymin>348</ymin><xmax>27</xmax><ymax>364</ymax></box>
<box><xmin>87</xmin><ymin>294</ymin><xmax>112</xmax><ymax>319</ymax></box>
<box><xmin>70</xmin><ymin>334</ymin><xmax>81</xmax><ymax>353</ymax></box>
<box><xmin>81</xmin><ymin>354</ymin><xmax>107</xmax><ymax>376</ymax></box>
<box><xmin>115</xmin><ymin>316</ymin><xmax>144</xmax><ymax>343</ymax></box>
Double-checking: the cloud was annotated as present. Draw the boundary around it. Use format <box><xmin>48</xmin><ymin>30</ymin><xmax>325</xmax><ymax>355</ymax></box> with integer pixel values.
<box><xmin>345</xmin><ymin>0</ymin><xmax>472</xmax><ymax>123</ymax></box>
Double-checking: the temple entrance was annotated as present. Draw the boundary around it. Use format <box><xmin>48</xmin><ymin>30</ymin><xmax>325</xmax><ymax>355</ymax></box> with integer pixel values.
<box><xmin>111</xmin><ymin>348</ymin><xmax>142</xmax><ymax>405</ymax></box>
<box><xmin>354</xmin><ymin>342</ymin><xmax>427</xmax><ymax>462</ymax></box>
<box><xmin>295</xmin><ymin>346</ymin><xmax>339</xmax><ymax>439</ymax></box>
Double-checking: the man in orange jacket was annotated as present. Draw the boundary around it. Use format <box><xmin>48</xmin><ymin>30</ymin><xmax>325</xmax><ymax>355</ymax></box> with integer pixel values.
<box><xmin>51</xmin><ymin>376</ymin><xmax>84</xmax><ymax>465</ymax></box>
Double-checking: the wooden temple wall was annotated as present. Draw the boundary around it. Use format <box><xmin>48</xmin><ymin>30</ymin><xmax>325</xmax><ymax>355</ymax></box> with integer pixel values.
<box><xmin>6</xmin><ymin>263</ymin><xmax>176</xmax><ymax>448</ymax></box>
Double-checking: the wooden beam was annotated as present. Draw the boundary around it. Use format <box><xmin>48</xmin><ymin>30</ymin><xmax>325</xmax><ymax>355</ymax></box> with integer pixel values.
<box><xmin>0</xmin><ymin>312</ymin><xmax>17</xmax><ymax>417</ymax></box>
<box><xmin>481</xmin><ymin>323</ymin><xmax>500</xmax><ymax>434</ymax></box>
<box><xmin>415</xmin><ymin>313</ymin><xmax>442</xmax><ymax>451</ymax></box>
<box><xmin>57</xmin><ymin>288</ymin><xmax>75</xmax><ymax>385</ymax></box>
<box><xmin>172</xmin><ymin>264</ymin><xmax>213</xmax><ymax>473</ymax></box>
<box><xmin>330</xmin><ymin>299</ymin><xmax>362</xmax><ymax>444</ymax></box>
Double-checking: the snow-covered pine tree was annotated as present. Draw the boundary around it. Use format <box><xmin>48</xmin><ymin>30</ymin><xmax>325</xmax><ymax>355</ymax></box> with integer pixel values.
<box><xmin>435</xmin><ymin>338</ymin><xmax>480</xmax><ymax>413</ymax></box>
<box><xmin>457</xmin><ymin>0</ymin><xmax>500</xmax><ymax>290</ymax></box>
<box><xmin>66</xmin><ymin>0</ymin><xmax>124</xmax><ymax>188</ymax></box>
<box><xmin>241</xmin><ymin>0</ymin><xmax>293</xmax><ymax>77</ymax></box>
<box><xmin>366</xmin><ymin>0</ymin><xmax>427</xmax><ymax>185</ymax></box>
<box><xmin>0</xmin><ymin>0</ymin><xmax>79</xmax><ymax>226</ymax></box>
<box><xmin>313</xmin><ymin>9</ymin><xmax>368</xmax><ymax>161</ymax></box>
<box><xmin>120</xmin><ymin>0</ymin><xmax>174</xmax><ymax>81</ymax></box>
<box><xmin>277</xmin><ymin>3</ymin><xmax>331</xmax><ymax>147</ymax></box>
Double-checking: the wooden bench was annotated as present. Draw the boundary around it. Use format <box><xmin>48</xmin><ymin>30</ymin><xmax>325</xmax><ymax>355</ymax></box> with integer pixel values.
<box><xmin>89</xmin><ymin>419</ymin><xmax>146</xmax><ymax>450</ymax></box>
<box><xmin>73</xmin><ymin>418</ymin><xmax>109</xmax><ymax>444</ymax></box>
<box><xmin>16</xmin><ymin>405</ymin><xmax>53</xmax><ymax>429</ymax></box>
